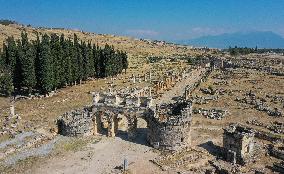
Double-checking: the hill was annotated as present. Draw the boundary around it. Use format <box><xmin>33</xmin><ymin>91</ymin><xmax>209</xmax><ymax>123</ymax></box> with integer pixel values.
<box><xmin>177</xmin><ymin>31</ymin><xmax>284</xmax><ymax>49</ymax></box>
<box><xmin>0</xmin><ymin>24</ymin><xmax>201</xmax><ymax>59</ymax></box>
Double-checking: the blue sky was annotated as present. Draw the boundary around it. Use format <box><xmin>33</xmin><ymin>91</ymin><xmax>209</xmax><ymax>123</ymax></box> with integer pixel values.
<box><xmin>0</xmin><ymin>0</ymin><xmax>284</xmax><ymax>41</ymax></box>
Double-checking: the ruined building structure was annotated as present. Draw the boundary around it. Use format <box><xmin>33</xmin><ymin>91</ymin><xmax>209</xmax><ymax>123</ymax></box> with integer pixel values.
<box><xmin>223</xmin><ymin>124</ymin><xmax>255</xmax><ymax>165</ymax></box>
<box><xmin>57</xmin><ymin>87</ymin><xmax>153</xmax><ymax>139</ymax></box>
<box><xmin>146</xmin><ymin>101</ymin><xmax>193</xmax><ymax>151</ymax></box>
<box><xmin>57</xmin><ymin>67</ymin><xmax>210</xmax><ymax>151</ymax></box>
<box><xmin>57</xmin><ymin>85</ymin><xmax>194</xmax><ymax>151</ymax></box>
<box><xmin>57</xmin><ymin>108</ymin><xmax>93</xmax><ymax>136</ymax></box>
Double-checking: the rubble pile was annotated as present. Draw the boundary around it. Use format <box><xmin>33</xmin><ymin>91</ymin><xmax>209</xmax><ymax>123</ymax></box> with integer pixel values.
<box><xmin>236</xmin><ymin>91</ymin><xmax>283</xmax><ymax>117</ymax></box>
<box><xmin>193</xmin><ymin>108</ymin><xmax>228</xmax><ymax>120</ymax></box>
<box><xmin>268</xmin><ymin>121</ymin><xmax>284</xmax><ymax>134</ymax></box>
<box><xmin>191</xmin><ymin>95</ymin><xmax>219</xmax><ymax>105</ymax></box>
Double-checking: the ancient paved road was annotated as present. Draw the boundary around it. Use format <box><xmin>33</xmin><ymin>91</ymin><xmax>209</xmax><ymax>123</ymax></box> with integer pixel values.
<box><xmin>154</xmin><ymin>68</ymin><xmax>205</xmax><ymax>105</ymax></box>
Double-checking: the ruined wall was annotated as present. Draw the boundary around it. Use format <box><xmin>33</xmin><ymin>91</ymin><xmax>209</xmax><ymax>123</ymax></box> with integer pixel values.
<box><xmin>270</xmin><ymin>146</ymin><xmax>284</xmax><ymax>160</ymax></box>
<box><xmin>57</xmin><ymin>107</ymin><xmax>93</xmax><ymax>137</ymax></box>
<box><xmin>223</xmin><ymin>124</ymin><xmax>255</xmax><ymax>165</ymax></box>
<box><xmin>146</xmin><ymin>102</ymin><xmax>192</xmax><ymax>151</ymax></box>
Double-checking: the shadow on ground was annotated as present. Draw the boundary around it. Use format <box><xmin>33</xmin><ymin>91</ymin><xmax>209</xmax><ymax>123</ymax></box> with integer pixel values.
<box><xmin>116</xmin><ymin>128</ymin><xmax>150</xmax><ymax>146</ymax></box>
<box><xmin>198</xmin><ymin>141</ymin><xmax>224</xmax><ymax>159</ymax></box>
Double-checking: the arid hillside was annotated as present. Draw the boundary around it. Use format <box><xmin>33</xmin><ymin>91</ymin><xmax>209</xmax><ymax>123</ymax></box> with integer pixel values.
<box><xmin>0</xmin><ymin>24</ymin><xmax>205</xmax><ymax>58</ymax></box>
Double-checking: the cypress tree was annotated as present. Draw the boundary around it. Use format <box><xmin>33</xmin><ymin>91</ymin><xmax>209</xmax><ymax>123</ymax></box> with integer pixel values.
<box><xmin>20</xmin><ymin>32</ymin><xmax>36</xmax><ymax>94</ymax></box>
<box><xmin>50</xmin><ymin>33</ymin><xmax>62</xmax><ymax>89</ymax></box>
<box><xmin>0</xmin><ymin>69</ymin><xmax>14</xmax><ymax>96</ymax></box>
<box><xmin>74</xmin><ymin>34</ymin><xmax>83</xmax><ymax>82</ymax></box>
<box><xmin>122</xmin><ymin>51</ymin><xmax>128</xmax><ymax>73</ymax></box>
<box><xmin>70</xmin><ymin>36</ymin><xmax>78</xmax><ymax>84</ymax></box>
<box><xmin>81</xmin><ymin>41</ymin><xmax>90</xmax><ymax>80</ymax></box>
<box><xmin>64</xmin><ymin>38</ymin><xmax>73</xmax><ymax>85</ymax></box>
<box><xmin>34</xmin><ymin>33</ymin><xmax>41</xmax><ymax>90</ymax></box>
<box><xmin>0</xmin><ymin>32</ymin><xmax>128</xmax><ymax>95</ymax></box>
<box><xmin>87</xmin><ymin>42</ymin><xmax>95</xmax><ymax>77</ymax></box>
<box><xmin>39</xmin><ymin>34</ymin><xmax>53</xmax><ymax>93</ymax></box>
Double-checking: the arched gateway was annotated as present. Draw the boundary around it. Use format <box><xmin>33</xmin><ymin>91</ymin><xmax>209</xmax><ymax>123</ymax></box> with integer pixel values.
<box><xmin>57</xmin><ymin>87</ymin><xmax>193</xmax><ymax>151</ymax></box>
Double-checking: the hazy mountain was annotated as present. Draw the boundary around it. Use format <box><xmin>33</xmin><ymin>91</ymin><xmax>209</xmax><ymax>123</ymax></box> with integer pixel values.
<box><xmin>177</xmin><ymin>31</ymin><xmax>284</xmax><ymax>49</ymax></box>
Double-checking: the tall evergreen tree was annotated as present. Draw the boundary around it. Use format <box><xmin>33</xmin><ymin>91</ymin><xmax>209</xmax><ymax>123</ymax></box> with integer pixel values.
<box><xmin>0</xmin><ymin>32</ymin><xmax>128</xmax><ymax>95</ymax></box>
<box><xmin>38</xmin><ymin>34</ymin><xmax>53</xmax><ymax>93</ymax></box>
<box><xmin>20</xmin><ymin>32</ymin><xmax>36</xmax><ymax>94</ymax></box>
<box><xmin>74</xmin><ymin>34</ymin><xmax>83</xmax><ymax>82</ymax></box>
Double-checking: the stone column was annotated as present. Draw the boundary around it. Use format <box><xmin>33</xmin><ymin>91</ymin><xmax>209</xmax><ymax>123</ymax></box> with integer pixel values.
<box><xmin>10</xmin><ymin>105</ymin><xmax>15</xmax><ymax>117</ymax></box>
<box><xmin>136</xmin><ymin>97</ymin><xmax>141</xmax><ymax>107</ymax></box>
<box><xmin>114</xmin><ymin>115</ymin><xmax>119</xmax><ymax>134</ymax></box>
<box><xmin>147</xmin><ymin>97</ymin><xmax>153</xmax><ymax>108</ymax></box>
<box><xmin>144</xmin><ymin>75</ymin><xmax>147</xmax><ymax>82</ymax></box>
<box><xmin>127</xmin><ymin>116</ymin><xmax>137</xmax><ymax>140</ymax></box>
<box><xmin>115</xmin><ymin>95</ymin><xmax>120</xmax><ymax>105</ymax></box>
<box><xmin>92</xmin><ymin>114</ymin><xmax>98</xmax><ymax>135</ymax></box>
<box><xmin>92</xmin><ymin>107</ymin><xmax>98</xmax><ymax>135</ymax></box>
<box><xmin>132</xmin><ymin>75</ymin><xmax>136</xmax><ymax>83</ymax></box>
<box><xmin>93</xmin><ymin>93</ymin><xmax>100</xmax><ymax>104</ymax></box>
<box><xmin>108</xmin><ymin>119</ymin><xmax>115</xmax><ymax>137</ymax></box>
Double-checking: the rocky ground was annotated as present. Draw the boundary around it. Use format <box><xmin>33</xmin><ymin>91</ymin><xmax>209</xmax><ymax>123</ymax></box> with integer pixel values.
<box><xmin>0</xmin><ymin>24</ymin><xmax>283</xmax><ymax>174</ymax></box>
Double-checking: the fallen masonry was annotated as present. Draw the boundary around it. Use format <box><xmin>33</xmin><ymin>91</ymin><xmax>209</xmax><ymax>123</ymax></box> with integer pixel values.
<box><xmin>236</xmin><ymin>91</ymin><xmax>283</xmax><ymax>117</ymax></box>
<box><xmin>193</xmin><ymin>108</ymin><xmax>228</xmax><ymax>120</ymax></box>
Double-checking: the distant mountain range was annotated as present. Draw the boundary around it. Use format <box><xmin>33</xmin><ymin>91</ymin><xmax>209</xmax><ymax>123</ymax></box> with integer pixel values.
<box><xmin>176</xmin><ymin>31</ymin><xmax>284</xmax><ymax>49</ymax></box>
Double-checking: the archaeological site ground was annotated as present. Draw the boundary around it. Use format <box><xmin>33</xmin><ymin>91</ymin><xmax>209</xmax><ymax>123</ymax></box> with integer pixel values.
<box><xmin>0</xmin><ymin>22</ymin><xmax>283</xmax><ymax>174</ymax></box>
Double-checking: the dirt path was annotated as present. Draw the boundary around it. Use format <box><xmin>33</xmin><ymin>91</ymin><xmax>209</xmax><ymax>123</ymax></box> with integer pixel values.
<box><xmin>30</xmin><ymin>134</ymin><xmax>162</xmax><ymax>174</ymax></box>
<box><xmin>155</xmin><ymin>68</ymin><xmax>205</xmax><ymax>105</ymax></box>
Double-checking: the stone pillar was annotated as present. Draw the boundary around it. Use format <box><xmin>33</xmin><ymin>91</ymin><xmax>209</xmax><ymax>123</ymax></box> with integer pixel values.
<box><xmin>149</xmin><ymin>72</ymin><xmax>152</xmax><ymax>82</ymax></box>
<box><xmin>149</xmin><ymin>87</ymin><xmax>152</xmax><ymax>96</ymax></box>
<box><xmin>115</xmin><ymin>95</ymin><xmax>120</xmax><ymax>105</ymax></box>
<box><xmin>147</xmin><ymin>97</ymin><xmax>153</xmax><ymax>108</ymax></box>
<box><xmin>108</xmin><ymin>88</ymin><xmax>113</xmax><ymax>94</ymax></box>
<box><xmin>136</xmin><ymin>97</ymin><xmax>141</xmax><ymax>107</ymax></box>
<box><xmin>144</xmin><ymin>75</ymin><xmax>147</xmax><ymax>82</ymax></box>
<box><xmin>97</xmin><ymin>112</ymin><xmax>103</xmax><ymax>133</ymax></box>
<box><xmin>127</xmin><ymin>116</ymin><xmax>137</xmax><ymax>140</ymax></box>
<box><xmin>10</xmin><ymin>105</ymin><xmax>15</xmax><ymax>117</ymax></box>
<box><xmin>92</xmin><ymin>107</ymin><xmax>98</xmax><ymax>135</ymax></box>
<box><xmin>93</xmin><ymin>93</ymin><xmax>100</xmax><ymax>104</ymax></box>
<box><xmin>114</xmin><ymin>115</ymin><xmax>119</xmax><ymax>134</ymax></box>
<box><xmin>132</xmin><ymin>76</ymin><xmax>136</xmax><ymax>83</ymax></box>
<box><xmin>108</xmin><ymin>119</ymin><xmax>115</xmax><ymax>137</ymax></box>
<box><xmin>92</xmin><ymin>114</ymin><xmax>98</xmax><ymax>135</ymax></box>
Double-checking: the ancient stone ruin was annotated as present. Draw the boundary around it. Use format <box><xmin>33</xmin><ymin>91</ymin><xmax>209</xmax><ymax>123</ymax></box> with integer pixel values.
<box><xmin>146</xmin><ymin>101</ymin><xmax>192</xmax><ymax>151</ymax></box>
<box><xmin>56</xmin><ymin>85</ymin><xmax>194</xmax><ymax>152</ymax></box>
<box><xmin>223</xmin><ymin>124</ymin><xmax>255</xmax><ymax>165</ymax></box>
<box><xmin>57</xmin><ymin>87</ymin><xmax>153</xmax><ymax>138</ymax></box>
<box><xmin>57</xmin><ymin>108</ymin><xmax>93</xmax><ymax>137</ymax></box>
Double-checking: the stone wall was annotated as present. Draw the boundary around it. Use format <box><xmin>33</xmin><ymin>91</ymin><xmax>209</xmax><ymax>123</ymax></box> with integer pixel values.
<box><xmin>270</xmin><ymin>145</ymin><xmax>284</xmax><ymax>160</ymax></box>
<box><xmin>57</xmin><ymin>107</ymin><xmax>93</xmax><ymax>137</ymax></box>
<box><xmin>223</xmin><ymin>124</ymin><xmax>255</xmax><ymax>165</ymax></box>
<box><xmin>146</xmin><ymin>101</ymin><xmax>192</xmax><ymax>151</ymax></box>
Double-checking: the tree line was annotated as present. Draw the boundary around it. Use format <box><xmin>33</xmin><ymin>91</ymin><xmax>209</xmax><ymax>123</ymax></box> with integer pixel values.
<box><xmin>0</xmin><ymin>32</ymin><xmax>128</xmax><ymax>96</ymax></box>
<box><xmin>226</xmin><ymin>46</ymin><xmax>284</xmax><ymax>55</ymax></box>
